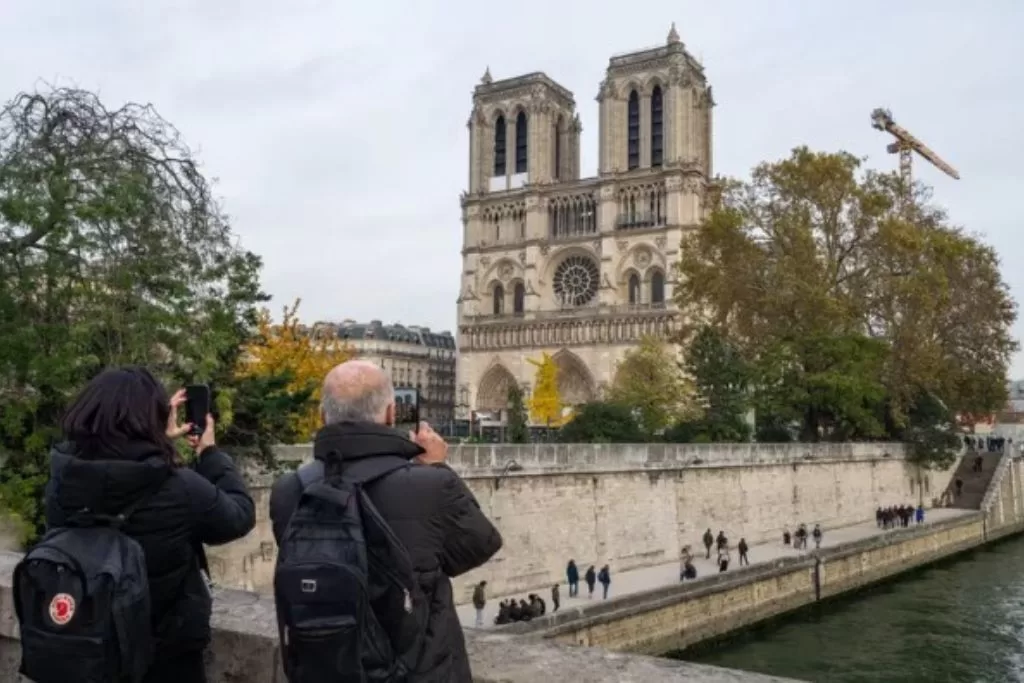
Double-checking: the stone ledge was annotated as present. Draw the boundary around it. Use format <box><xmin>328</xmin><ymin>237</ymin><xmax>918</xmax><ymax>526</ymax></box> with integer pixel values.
<box><xmin>274</xmin><ymin>442</ymin><xmax>910</xmax><ymax>478</ymax></box>
<box><xmin>0</xmin><ymin>552</ymin><xmax>800</xmax><ymax>682</ymax></box>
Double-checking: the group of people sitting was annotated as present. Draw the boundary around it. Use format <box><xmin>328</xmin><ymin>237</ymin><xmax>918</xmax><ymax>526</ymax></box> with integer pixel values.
<box><xmin>494</xmin><ymin>594</ymin><xmax>547</xmax><ymax>624</ymax></box>
<box><xmin>877</xmin><ymin>504</ymin><xmax>925</xmax><ymax>529</ymax></box>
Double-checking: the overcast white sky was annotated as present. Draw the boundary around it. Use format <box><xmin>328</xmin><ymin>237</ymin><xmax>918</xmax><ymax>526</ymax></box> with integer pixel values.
<box><xmin>3</xmin><ymin>1</ymin><xmax>1023</xmax><ymax>373</ymax></box>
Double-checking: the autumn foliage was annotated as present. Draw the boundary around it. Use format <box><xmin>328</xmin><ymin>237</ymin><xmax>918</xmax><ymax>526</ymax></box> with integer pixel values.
<box><xmin>237</xmin><ymin>299</ymin><xmax>353</xmax><ymax>441</ymax></box>
<box><xmin>527</xmin><ymin>353</ymin><xmax>565</xmax><ymax>427</ymax></box>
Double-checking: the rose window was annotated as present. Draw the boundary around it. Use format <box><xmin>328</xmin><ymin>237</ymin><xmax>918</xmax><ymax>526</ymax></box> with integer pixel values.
<box><xmin>553</xmin><ymin>255</ymin><xmax>600</xmax><ymax>307</ymax></box>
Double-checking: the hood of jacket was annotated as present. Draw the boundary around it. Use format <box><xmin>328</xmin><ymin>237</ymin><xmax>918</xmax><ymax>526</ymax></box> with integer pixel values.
<box><xmin>313</xmin><ymin>421</ymin><xmax>425</xmax><ymax>463</ymax></box>
<box><xmin>49</xmin><ymin>441</ymin><xmax>173</xmax><ymax>516</ymax></box>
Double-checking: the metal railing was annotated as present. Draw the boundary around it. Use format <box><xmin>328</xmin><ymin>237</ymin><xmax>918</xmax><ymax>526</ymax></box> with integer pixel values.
<box><xmin>616</xmin><ymin>212</ymin><xmax>666</xmax><ymax>230</ymax></box>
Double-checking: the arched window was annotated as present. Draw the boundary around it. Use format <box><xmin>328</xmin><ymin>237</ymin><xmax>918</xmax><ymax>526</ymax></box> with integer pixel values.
<box><xmin>651</xmin><ymin>270</ymin><xmax>665</xmax><ymax>304</ymax></box>
<box><xmin>628</xmin><ymin>273</ymin><xmax>641</xmax><ymax>304</ymax></box>
<box><xmin>651</xmin><ymin>86</ymin><xmax>664</xmax><ymax>168</ymax></box>
<box><xmin>515</xmin><ymin>111</ymin><xmax>528</xmax><ymax>174</ymax></box>
<box><xmin>627</xmin><ymin>90</ymin><xmax>640</xmax><ymax>170</ymax></box>
<box><xmin>513</xmin><ymin>282</ymin><xmax>525</xmax><ymax>314</ymax></box>
<box><xmin>492</xmin><ymin>284</ymin><xmax>505</xmax><ymax>315</ymax></box>
<box><xmin>494</xmin><ymin>115</ymin><xmax>507</xmax><ymax>177</ymax></box>
<box><xmin>554</xmin><ymin>116</ymin><xmax>563</xmax><ymax>180</ymax></box>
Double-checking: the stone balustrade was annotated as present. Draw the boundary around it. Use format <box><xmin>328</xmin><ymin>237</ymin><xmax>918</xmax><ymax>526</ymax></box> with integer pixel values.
<box><xmin>273</xmin><ymin>441</ymin><xmax>909</xmax><ymax>476</ymax></box>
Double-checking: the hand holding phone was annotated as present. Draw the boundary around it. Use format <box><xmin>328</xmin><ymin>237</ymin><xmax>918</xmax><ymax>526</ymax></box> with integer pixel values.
<box><xmin>411</xmin><ymin>422</ymin><xmax>448</xmax><ymax>465</ymax></box>
<box><xmin>186</xmin><ymin>414</ymin><xmax>217</xmax><ymax>454</ymax></box>
<box><xmin>166</xmin><ymin>389</ymin><xmax>191</xmax><ymax>439</ymax></box>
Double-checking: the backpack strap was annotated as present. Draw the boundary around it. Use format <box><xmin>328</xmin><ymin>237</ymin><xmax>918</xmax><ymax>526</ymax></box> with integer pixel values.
<box><xmin>296</xmin><ymin>456</ymin><xmax>410</xmax><ymax>491</ymax></box>
<box><xmin>296</xmin><ymin>459</ymin><xmax>325</xmax><ymax>490</ymax></box>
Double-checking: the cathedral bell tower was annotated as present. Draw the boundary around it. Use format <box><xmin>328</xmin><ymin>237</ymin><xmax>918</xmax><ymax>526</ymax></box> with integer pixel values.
<box><xmin>597</xmin><ymin>22</ymin><xmax>714</xmax><ymax>177</ymax></box>
<box><xmin>466</xmin><ymin>70</ymin><xmax>581</xmax><ymax>195</ymax></box>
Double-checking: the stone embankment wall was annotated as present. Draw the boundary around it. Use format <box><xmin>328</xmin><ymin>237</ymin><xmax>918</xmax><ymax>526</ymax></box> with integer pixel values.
<box><xmin>207</xmin><ymin>442</ymin><xmax>951</xmax><ymax>604</ymax></box>
<box><xmin>0</xmin><ymin>551</ymin><xmax>802</xmax><ymax>683</ymax></box>
<box><xmin>506</xmin><ymin>452</ymin><xmax>1024</xmax><ymax>655</ymax></box>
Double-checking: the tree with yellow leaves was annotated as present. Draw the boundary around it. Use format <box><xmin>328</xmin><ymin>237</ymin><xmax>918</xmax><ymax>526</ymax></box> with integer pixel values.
<box><xmin>527</xmin><ymin>352</ymin><xmax>565</xmax><ymax>427</ymax></box>
<box><xmin>236</xmin><ymin>299</ymin><xmax>353</xmax><ymax>441</ymax></box>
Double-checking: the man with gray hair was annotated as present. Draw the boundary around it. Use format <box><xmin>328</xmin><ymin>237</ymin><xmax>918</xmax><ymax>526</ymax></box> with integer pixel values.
<box><xmin>269</xmin><ymin>360</ymin><xmax>502</xmax><ymax>683</ymax></box>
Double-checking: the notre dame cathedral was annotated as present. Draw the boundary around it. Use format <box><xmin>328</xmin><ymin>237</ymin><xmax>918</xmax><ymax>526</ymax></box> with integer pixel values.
<box><xmin>456</xmin><ymin>24</ymin><xmax>714</xmax><ymax>422</ymax></box>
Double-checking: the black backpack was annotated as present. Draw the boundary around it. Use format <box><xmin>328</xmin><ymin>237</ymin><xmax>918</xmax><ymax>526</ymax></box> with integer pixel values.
<box><xmin>13</xmin><ymin>496</ymin><xmax>156</xmax><ymax>683</ymax></box>
<box><xmin>274</xmin><ymin>457</ymin><xmax>426</xmax><ymax>683</ymax></box>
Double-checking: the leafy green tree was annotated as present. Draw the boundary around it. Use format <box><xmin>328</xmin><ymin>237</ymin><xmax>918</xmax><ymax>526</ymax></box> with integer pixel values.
<box><xmin>217</xmin><ymin>371</ymin><xmax>309</xmax><ymax>466</ymax></box>
<box><xmin>756</xmin><ymin>334</ymin><xmax>889</xmax><ymax>441</ymax></box>
<box><xmin>558</xmin><ymin>402</ymin><xmax>646</xmax><ymax>444</ymax></box>
<box><xmin>893</xmin><ymin>391</ymin><xmax>962</xmax><ymax>470</ymax></box>
<box><xmin>681</xmin><ymin>326</ymin><xmax>752</xmax><ymax>442</ymax></box>
<box><xmin>676</xmin><ymin>146</ymin><xmax>1016</xmax><ymax>439</ymax></box>
<box><xmin>0</xmin><ymin>86</ymin><xmax>266</xmax><ymax>544</ymax></box>
<box><xmin>609</xmin><ymin>336</ymin><xmax>696</xmax><ymax>436</ymax></box>
<box><xmin>506</xmin><ymin>384</ymin><xmax>529</xmax><ymax>444</ymax></box>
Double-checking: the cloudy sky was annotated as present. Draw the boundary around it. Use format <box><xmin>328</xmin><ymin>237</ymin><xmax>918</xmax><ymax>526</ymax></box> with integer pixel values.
<box><xmin>3</xmin><ymin>1</ymin><xmax>1023</xmax><ymax>372</ymax></box>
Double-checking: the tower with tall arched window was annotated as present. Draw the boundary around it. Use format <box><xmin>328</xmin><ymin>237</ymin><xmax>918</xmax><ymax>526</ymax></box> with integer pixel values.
<box><xmin>457</xmin><ymin>25</ymin><xmax>712</xmax><ymax>423</ymax></box>
<box><xmin>466</xmin><ymin>71</ymin><xmax>581</xmax><ymax>195</ymax></box>
<box><xmin>597</xmin><ymin>22</ymin><xmax>713</xmax><ymax>177</ymax></box>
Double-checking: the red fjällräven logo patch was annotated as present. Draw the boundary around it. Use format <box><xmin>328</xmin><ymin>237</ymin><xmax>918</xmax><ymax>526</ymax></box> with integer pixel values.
<box><xmin>48</xmin><ymin>593</ymin><xmax>76</xmax><ymax>626</ymax></box>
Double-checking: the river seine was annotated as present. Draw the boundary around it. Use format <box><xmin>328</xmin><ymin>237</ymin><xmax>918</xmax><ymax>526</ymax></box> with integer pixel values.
<box><xmin>680</xmin><ymin>535</ymin><xmax>1024</xmax><ymax>683</ymax></box>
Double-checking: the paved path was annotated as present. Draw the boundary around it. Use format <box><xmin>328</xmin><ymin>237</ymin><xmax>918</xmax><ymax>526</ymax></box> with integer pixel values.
<box><xmin>457</xmin><ymin>507</ymin><xmax>974</xmax><ymax>629</ymax></box>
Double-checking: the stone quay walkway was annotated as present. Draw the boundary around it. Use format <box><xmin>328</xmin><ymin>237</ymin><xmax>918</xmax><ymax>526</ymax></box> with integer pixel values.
<box><xmin>457</xmin><ymin>507</ymin><xmax>973</xmax><ymax>630</ymax></box>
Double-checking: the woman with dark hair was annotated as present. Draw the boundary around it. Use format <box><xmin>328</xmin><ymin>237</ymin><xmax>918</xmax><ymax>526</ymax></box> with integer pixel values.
<box><xmin>44</xmin><ymin>366</ymin><xmax>255</xmax><ymax>683</ymax></box>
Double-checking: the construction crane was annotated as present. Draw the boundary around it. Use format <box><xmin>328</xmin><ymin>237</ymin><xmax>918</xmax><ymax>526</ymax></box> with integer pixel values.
<box><xmin>870</xmin><ymin>108</ymin><xmax>960</xmax><ymax>199</ymax></box>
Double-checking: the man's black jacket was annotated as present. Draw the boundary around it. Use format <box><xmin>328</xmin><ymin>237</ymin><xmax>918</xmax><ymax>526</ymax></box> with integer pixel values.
<box><xmin>269</xmin><ymin>421</ymin><xmax>503</xmax><ymax>683</ymax></box>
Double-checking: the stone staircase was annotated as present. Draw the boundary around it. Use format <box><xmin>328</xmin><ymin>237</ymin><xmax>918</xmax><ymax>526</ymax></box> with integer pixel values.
<box><xmin>944</xmin><ymin>450</ymin><xmax>1004</xmax><ymax>510</ymax></box>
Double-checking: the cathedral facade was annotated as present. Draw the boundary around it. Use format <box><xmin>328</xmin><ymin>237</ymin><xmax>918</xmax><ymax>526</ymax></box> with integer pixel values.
<box><xmin>456</xmin><ymin>25</ymin><xmax>714</xmax><ymax>420</ymax></box>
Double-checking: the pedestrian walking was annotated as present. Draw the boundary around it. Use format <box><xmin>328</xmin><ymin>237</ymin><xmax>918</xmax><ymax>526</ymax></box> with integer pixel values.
<box><xmin>597</xmin><ymin>565</ymin><xmax>611</xmax><ymax>600</ymax></box>
<box><xmin>566</xmin><ymin>559</ymin><xmax>579</xmax><ymax>597</ymax></box>
<box><xmin>738</xmin><ymin>538</ymin><xmax>750</xmax><ymax>566</ymax></box>
<box><xmin>472</xmin><ymin>580</ymin><xmax>487</xmax><ymax>627</ymax></box>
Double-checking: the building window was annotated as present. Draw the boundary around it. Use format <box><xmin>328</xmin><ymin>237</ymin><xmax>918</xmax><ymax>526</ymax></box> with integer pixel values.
<box><xmin>628</xmin><ymin>273</ymin><xmax>641</xmax><ymax>304</ymax></box>
<box><xmin>554</xmin><ymin>116</ymin><xmax>562</xmax><ymax>180</ymax></box>
<box><xmin>515</xmin><ymin>111</ymin><xmax>528</xmax><ymax>174</ymax></box>
<box><xmin>553</xmin><ymin>255</ymin><xmax>600</xmax><ymax>307</ymax></box>
<box><xmin>513</xmin><ymin>282</ymin><xmax>525</xmax><ymax>314</ymax></box>
<box><xmin>493</xmin><ymin>284</ymin><xmax>505</xmax><ymax>315</ymax></box>
<box><xmin>494</xmin><ymin>115</ymin><xmax>507</xmax><ymax>177</ymax></box>
<box><xmin>548</xmin><ymin>192</ymin><xmax>598</xmax><ymax>239</ymax></box>
<box><xmin>651</xmin><ymin>86</ymin><xmax>664</xmax><ymax>168</ymax></box>
<box><xmin>627</xmin><ymin>90</ymin><xmax>640</xmax><ymax>170</ymax></box>
<box><xmin>651</xmin><ymin>270</ymin><xmax>665</xmax><ymax>304</ymax></box>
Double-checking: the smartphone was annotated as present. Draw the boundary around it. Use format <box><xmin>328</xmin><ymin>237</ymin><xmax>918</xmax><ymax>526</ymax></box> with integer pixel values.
<box><xmin>184</xmin><ymin>384</ymin><xmax>211</xmax><ymax>436</ymax></box>
<box><xmin>394</xmin><ymin>387</ymin><xmax>420</xmax><ymax>434</ymax></box>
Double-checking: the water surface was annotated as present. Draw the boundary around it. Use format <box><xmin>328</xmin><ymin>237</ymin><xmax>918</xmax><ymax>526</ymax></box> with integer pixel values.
<box><xmin>680</xmin><ymin>535</ymin><xmax>1024</xmax><ymax>683</ymax></box>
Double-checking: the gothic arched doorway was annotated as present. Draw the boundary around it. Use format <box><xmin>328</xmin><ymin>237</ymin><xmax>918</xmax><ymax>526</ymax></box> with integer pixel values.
<box><xmin>552</xmin><ymin>349</ymin><xmax>596</xmax><ymax>406</ymax></box>
<box><xmin>476</xmin><ymin>364</ymin><xmax>517</xmax><ymax>415</ymax></box>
